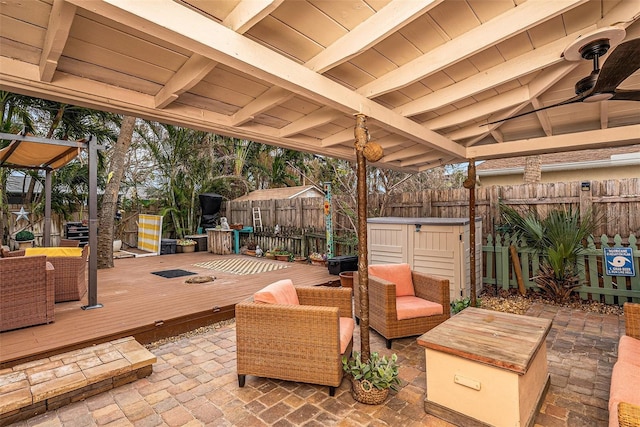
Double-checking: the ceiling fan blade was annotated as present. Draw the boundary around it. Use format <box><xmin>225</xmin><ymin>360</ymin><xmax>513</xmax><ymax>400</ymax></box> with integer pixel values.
<box><xmin>485</xmin><ymin>94</ymin><xmax>585</xmax><ymax>125</ymax></box>
<box><xmin>610</xmin><ymin>90</ymin><xmax>640</xmax><ymax>101</ymax></box>
<box><xmin>592</xmin><ymin>38</ymin><xmax>640</xmax><ymax>93</ymax></box>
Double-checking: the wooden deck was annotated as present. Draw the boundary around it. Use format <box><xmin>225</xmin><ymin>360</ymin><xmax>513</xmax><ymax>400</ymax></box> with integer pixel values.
<box><xmin>0</xmin><ymin>252</ymin><xmax>339</xmax><ymax>368</ymax></box>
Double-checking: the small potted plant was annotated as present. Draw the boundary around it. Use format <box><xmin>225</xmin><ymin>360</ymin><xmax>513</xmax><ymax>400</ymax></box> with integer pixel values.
<box><xmin>176</xmin><ymin>238</ymin><xmax>197</xmax><ymax>253</ymax></box>
<box><xmin>15</xmin><ymin>230</ymin><xmax>35</xmax><ymax>250</ymax></box>
<box><xmin>342</xmin><ymin>351</ymin><xmax>400</xmax><ymax>405</ymax></box>
<box><xmin>245</xmin><ymin>241</ymin><xmax>257</xmax><ymax>256</ymax></box>
<box><xmin>309</xmin><ymin>252</ymin><xmax>327</xmax><ymax>266</ymax></box>
<box><xmin>273</xmin><ymin>249</ymin><xmax>291</xmax><ymax>262</ymax></box>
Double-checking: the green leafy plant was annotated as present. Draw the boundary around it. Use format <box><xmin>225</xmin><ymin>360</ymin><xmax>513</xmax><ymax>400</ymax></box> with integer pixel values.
<box><xmin>176</xmin><ymin>239</ymin><xmax>196</xmax><ymax>246</ymax></box>
<box><xmin>500</xmin><ymin>203</ymin><xmax>599</xmax><ymax>303</ymax></box>
<box><xmin>450</xmin><ymin>297</ymin><xmax>480</xmax><ymax>314</ymax></box>
<box><xmin>342</xmin><ymin>351</ymin><xmax>401</xmax><ymax>391</ymax></box>
<box><xmin>15</xmin><ymin>230</ymin><xmax>34</xmax><ymax>241</ymax></box>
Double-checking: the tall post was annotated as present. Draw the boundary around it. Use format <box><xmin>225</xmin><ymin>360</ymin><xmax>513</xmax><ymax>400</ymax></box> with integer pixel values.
<box><xmin>354</xmin><ymin>114</ymin><xmax>370</xmax><ymax>360</ymax></box>
<box><xmin>464</xmin><ymin>159</ymin><xmax>477</xmax><ymax>307</ymax></box>
<box><xmin>82</xmin><ymin>137</ymin><xmax>102</xmax><ymax>310</ymax></box>
<box><xmin>324</xmin><ymin>182</ymin><xmax>334</xmax><ymax>259</ymax></box>
<box><xmin>44</xmin><ymin>169</ymin><xmax>52</xmax><ymax>246</ymax></box>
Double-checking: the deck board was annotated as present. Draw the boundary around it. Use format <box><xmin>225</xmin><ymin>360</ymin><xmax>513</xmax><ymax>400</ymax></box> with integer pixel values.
<box><xmin>0</xmin><ymin>253</ymin><xmax>340</xmax><ymax>368</ymax></box>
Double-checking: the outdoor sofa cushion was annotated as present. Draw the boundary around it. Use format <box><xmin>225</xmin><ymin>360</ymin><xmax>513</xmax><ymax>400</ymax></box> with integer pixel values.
<box><xmin>396</xmin><ymin>295</ymin><xmax>444</xmax><ymax>320</ymax></box>
<box><xmin>368</xmin><ymin>263</ymin><xmax>415</xmax><ymax>296</ymax></box>
<box><xmin>253</xmin><ymin>279</ymin><xmax>300</xmax><ymax>305</ymax></box>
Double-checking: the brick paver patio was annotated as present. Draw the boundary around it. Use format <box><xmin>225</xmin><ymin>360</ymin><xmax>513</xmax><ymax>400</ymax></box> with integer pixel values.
<box><xmin>7</xmin><ymin>302</ymin><xmax>625</xmax><ymax>426</ymax></box>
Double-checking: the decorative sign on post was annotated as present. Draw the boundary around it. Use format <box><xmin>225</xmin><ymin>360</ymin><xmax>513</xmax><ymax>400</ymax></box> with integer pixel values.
<box><xmin>603</xmin><ymin>247</ymin><xmax>635</xmax><ymax>277</ymax></box>
<box><xmin>324</xmin><ymin>182</ymin><xmax>334</xmax><ymax>259</ymax></box>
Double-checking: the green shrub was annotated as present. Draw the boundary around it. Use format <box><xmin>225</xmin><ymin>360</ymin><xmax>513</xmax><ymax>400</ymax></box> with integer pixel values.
<box><xmin>15</xmin><ymin>230</ymin><xmax>34</xmax><ymax>241</ymax></box>
<box><xmin>450</xmin><ymin>297</ymin><xmax>480</xmax><ymax>314</ymax></box>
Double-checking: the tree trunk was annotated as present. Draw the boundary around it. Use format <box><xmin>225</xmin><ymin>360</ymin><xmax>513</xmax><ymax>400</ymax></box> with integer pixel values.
<box><xmin>97</xmin><ymin>116</ymin><xmax>135</xmax><ymax>268</ymax></box>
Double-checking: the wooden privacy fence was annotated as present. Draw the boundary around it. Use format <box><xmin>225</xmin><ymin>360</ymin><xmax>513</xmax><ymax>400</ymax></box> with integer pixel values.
<box><xmin>221</xmin><ymin>178</ymin><xmax>640</xmax><ymax>239</ymax></box>
<box><xmin>483</xmin><ymin>233</ymin><xmax>640</xmax><ymax>305</ymax></box>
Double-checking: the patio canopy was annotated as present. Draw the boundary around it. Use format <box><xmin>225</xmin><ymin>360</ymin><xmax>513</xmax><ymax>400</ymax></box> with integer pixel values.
<box><xmin>0</xmin><ymin>131</ymin><xmax>102</xmax><ymax>310</ymax></box>
<box><xmin>0</xmin><ymin>1</ymin><xmax>638</xmax><ymax>168</ymax></box>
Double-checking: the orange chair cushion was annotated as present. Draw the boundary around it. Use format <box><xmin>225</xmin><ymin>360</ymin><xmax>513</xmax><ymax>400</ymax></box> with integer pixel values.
<box><xmin>608</xmin><ymin>360</ymin><xmax>640</xmax><ymax>427</ymax></box>
<box><xmin>253</xmin><ymin>279</ymin><xmax>300</xmax><ymax>305</ymax></box>
<box><xmin>396</xmin><ymin>296</ymin><xmax>443</xmax><ymax>320</ymax></box>
<box><xmin>339</xmin><ymin>317</ymin><xmax>355</xmax><ymax>354</ymax></box>
<box><xmin>618</xmin><ymin>335</ymin><xmax>640</xmax><ymax>367</ymax></box>
<box><xmin>368</xmin><ymin>263</ymin><xmax>415</xmax><ymax>296</ymax></box>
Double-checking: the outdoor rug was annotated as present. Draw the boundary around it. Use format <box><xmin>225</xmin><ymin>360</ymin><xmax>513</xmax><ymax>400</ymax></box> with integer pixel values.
<box><xmin>151</xmin><ymin>269</ymin><xmax>197</xmax><ymax>279</ymax></box>
<box><xmin>193</xmin><ymin>258</ymin><xmax>290</xmax><ymax>276</ymax></box>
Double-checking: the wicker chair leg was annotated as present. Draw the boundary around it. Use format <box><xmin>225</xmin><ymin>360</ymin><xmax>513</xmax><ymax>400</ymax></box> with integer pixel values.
<box><xmin>238</xmin><ymin>375</ymin><xmax>246</xmax><ymax>387</ymax></box>
<box><xmin>386</xmin><ymin>339</ymin><xmax>392</xmax><ymax>349</ymax></box>
<box><xmin>329</xmin><ymin>386</ymin><xmax>335</xmax><ymax>396</ymax></box>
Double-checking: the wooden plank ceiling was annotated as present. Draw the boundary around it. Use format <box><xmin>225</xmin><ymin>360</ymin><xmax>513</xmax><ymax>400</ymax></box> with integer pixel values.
<box><xmin>1</xmin><ymin>0</ymin><xmax>639</xmax><ymax>171</ymax></box>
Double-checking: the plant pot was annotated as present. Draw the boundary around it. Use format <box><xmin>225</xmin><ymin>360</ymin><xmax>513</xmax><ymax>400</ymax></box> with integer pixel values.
<box><xmin>350</xmin><ymin>378</ymin><xmax>389</xmax><ymax>405</ymax></box>
<box><xmin>310</xmin><ymin>259</ymin><xmax>326</xmax><ymax>267</ymax></box>
<box><xmin>181</xmin><ymin>244</ymin><xmax>196</xmax><ymax>253</ymax></box>
<box><xmin>275</xmin><ymin>254</ymin><xmax>290</xmax><ymax>262</ymax></box>
<box><xmin>113</xmin><ymin>239</ymin><xmax>122</xmax><ymax>252</ymax></box>
<box><xmin>265</xmin><ymin>253</ymin><xmax>275</xmax><ymax>260</ymax></box>
<box><xmin>246</xmin><ymin>249</ymin><xmax>256</xmax><ymax>257</ymax></box>
<box><xmin>339</xmin><ymin>271</ymin><xmax>355</xmax><ymax>289</ymax></box>
<box><xmin>293</xmin><ymin>256</ymin><xmax>307</xmax><ymax>264</ymax></box>
<box><xmin>17</xmin><ymin>240</ymin><xmax>34</xmax><ymax>250</ymax></box>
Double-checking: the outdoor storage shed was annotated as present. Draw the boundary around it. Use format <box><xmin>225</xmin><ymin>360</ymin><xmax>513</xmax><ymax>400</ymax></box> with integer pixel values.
<box><xmin>367</xmin><ymin>217</ymin><xmax>482</xmax><ymax>303</ymax></box>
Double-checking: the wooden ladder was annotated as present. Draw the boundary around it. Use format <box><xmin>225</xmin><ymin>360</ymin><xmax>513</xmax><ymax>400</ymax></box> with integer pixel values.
<box><xmin>252</xmin><ymin>207</ymin><xmax>263</xmax><ymax>231</ymax></box>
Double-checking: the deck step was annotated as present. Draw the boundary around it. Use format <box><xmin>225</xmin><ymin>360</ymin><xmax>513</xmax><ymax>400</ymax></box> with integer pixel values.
<box><xmin>0</xmin><ymin>337</ymin><xmax>155</xmax><ymax>425</ymax></box>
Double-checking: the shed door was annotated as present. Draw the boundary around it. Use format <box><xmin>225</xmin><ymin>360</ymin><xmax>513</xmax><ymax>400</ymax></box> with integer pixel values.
<box><xmin>367</xmin><ymin>222</ymin><xmax>407</xmax><ymax>265</ymax></box>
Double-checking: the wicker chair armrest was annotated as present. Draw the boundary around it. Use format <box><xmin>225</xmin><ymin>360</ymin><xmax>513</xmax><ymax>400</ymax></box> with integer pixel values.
<box><xmin>2</xmin><ymin>248</ymin><xmax>25</xmax><ymax>257</ymax></box>
<box><xmin>236</xmin><ymin>302</ymin><xmax>341</xmax><ymax>352</ymax></box>
<box><xmin>412</xmin><ymin>271</ymin><xmax>449</xmax><ymax>306</ymax></box>
<box><xmin>296</xmin><ymin>286</ymin><xmax>353</xmax><ymax>318</ymax></box>
<box><xmin>368</xmin><ymin>275</ymin><xmax>398</xmax><ymax>321</ymax></box>
<box><xmin>623</xmin><ymin>303</ymin><xmax>640</xmax><ymax>340</ymax></box>
<box><xmin>618</xmin><ymin>402</ymin><xmax>640</xmax><ymax>427</ymax></box>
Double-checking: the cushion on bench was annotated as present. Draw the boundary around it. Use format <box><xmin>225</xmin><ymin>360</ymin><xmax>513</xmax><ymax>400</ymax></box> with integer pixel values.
<box><xmin>617</xmin><ymin>335</ymin><xmax>640</xmax><ymax>367</ymax></box>
<box><xmin>609</xmin><ymin>359</ymin><xmax>640</xmax><ymax>427</ymax></box>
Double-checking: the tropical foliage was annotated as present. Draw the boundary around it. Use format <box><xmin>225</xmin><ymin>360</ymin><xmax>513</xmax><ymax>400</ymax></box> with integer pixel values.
<box><xmin>500</xmin><ymin>203</ymin><xmax>599</xmax><ymax>302</ymax></box>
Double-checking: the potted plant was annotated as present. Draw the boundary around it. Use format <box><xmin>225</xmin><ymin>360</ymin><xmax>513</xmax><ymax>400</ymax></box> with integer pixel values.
<box><xmin>309</xmin><ymin>252</ymin><xmax>327</xmax><ymax>266</ymax></box>
<box><xmin>264</xmin><ymin>250</ymin><xmax>276</xmax><ymax>260</ymax></box>
<box><xmin>15</xmin><ymin>230</ymin><xmax>35</xmax><ymax>249</ymax></box>
<box><xmin>342</xmin><ymin>351</ymin><xmax>400</xmax><ymax>405</ymax></box>
<box><xmin>245</xmin><ymin>241</ymin><xmax>257</xmax><ymax>256</ymax></box>
<box><xmin>273</xmin><ymin>250</ymin><xmax>291</xmax><ymax>262</ymax></box>
<box><xmin>176</xmin><ymin>238</ymin><xmax>197</xmax><ymax>253</ymax></box>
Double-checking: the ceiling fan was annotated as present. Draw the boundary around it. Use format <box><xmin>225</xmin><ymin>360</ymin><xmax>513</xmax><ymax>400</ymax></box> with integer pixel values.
<box><xmin>486</xmin><ymin>29</ymin><xmax>640</xmax><ymax>125</ymax></box>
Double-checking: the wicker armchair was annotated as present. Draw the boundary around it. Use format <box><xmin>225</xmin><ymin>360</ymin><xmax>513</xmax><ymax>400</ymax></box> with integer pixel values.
<box><xmin>59</xmin><ymin>239</ymin><xmax>80</xmax><ymax>247</ymax></box>
<box><xmin>354</xmin><ymin>264</ymin><xmax>450</xmax><ymax>349</ymax></box>
<box><xmin>0</xmin><ymin>255</ymin><xmax>55</xmax><ymax>331</ymax></box>
<box><xmin>236</xmin><ymin>282</ymin><xmax>354</xmax><ymax>396</ymax></box>
<box><xmin>1</xmin><ymin>248</ymin><xmax>25</xmax><ymax>257</ymax></box>
<box><xmin>24</xmin><ymin>246</ymin><xmax>89</xmax><ymax>302</ymax></box>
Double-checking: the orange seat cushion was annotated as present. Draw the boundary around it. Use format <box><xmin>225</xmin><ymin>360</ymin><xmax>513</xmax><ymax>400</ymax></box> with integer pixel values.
<box><xmin>369</xmin><ymin>263</ymin><xmax>415</xmax><ymax>296</ymax></box>
<box><xmin>339</xmin><ymin>317</ymin><xmax>355</xmax><ymax>354</ymax></box>
<box><xmin>618</xmin><ymin>335</ymin><xmax>640</xmax><ymax>367</ymax></box>
<box><xmin>396</xmin><ymin>296</ymin><xmax>443</xmax><ymax>320</ymax></box>
<box><xmin>608</xmin><ymin>360</ymin><xmax>640</xmax><ymax>427</ymax></box>
<box><xmin>253</xmin><ymin>279</ymin><xmax>299</xmax><ymax>305</ymax></box>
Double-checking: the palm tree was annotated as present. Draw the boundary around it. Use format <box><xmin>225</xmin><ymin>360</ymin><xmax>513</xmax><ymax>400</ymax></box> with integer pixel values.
<box><xmin>500</xmin><ymin>203</ymin><xmax>599</xmax><ymax>302</ymax></box>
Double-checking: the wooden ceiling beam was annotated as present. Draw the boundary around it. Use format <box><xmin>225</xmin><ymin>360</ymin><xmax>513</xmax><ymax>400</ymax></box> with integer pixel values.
<box><xmin>231</xmin><ymin>86</ymin><xmax>294</xmax><ymax>126</ymax></box>
<box><xmin>72</xmin><ymin>0</ymin><xmax>463</xmax><ymax>157</ymax></box>
<box><xmin>155</xmin><ymin>54</ymin><xmax>218</xmax><ymax>108</ymax></box>
<box><xmin>531</xmin><ymin>98</ymin><xmax>553</xmax><ymax>136</ymax></box>
<box><xmin>358</xmin><ymin>0</ymin><xmax>586</xmax><ymax>98</ymax></box>
<box><xmin>600</xmin><ymin>102</ymin><xmax>609</xmax><ymax>129</ymax></box>
<box><xmin>396</xmin><ymin>38</ymin><xmax>584</xmax><ymax>118</ymax></box>
<box><xmin>382</xmin><ymin>145</ymin><xmax>429</xmax><ymax>162</ymax></box>
<box><xmin>222</xmin><ymin>0</ymin><xmax>284</xmax><ymax>33</ymax></box>
<box><xmin>400</xmin><ymin>151</ymin><xmax>444</xmax><ymax>167</ymax></box>
<box><xmin>39</xmin><ymin>0</ymin><xmax>76</xmax><ymax>82</ymax></box>
<box><xmin>278</xmin><ymin>107</ymin><xmax>342</xmax><ymax>138</ymax></box>
<box><xmin>306</xmin><ymin>0</ymin><xmax>443</xmax><ymax>73</ymax></box>
<box><xmin>467</xmin><ymin>125</ymin><xmax>640</xmax><ymax>160</ymax></box>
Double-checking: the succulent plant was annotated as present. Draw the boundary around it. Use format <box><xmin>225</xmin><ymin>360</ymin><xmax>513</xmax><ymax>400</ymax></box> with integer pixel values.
<box><xmin>342</xmin><ymin>351</ymin><xmax>400</xmax><ymax>391</ymax></box>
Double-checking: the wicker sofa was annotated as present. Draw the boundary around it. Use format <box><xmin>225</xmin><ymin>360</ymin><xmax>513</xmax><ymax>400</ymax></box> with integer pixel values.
<box><xmin>609</xmin><ymin>302</ymin><xmax>640</xmax><ymax>427</ymax></box>
<box><xmin>0</xmin><ymin>255</ymin><xmax>55</xmax><ymax>331</ymax></box>
<box><xmin>25</xmin><ymin>246</ymin><xmax>89</xmax><ymax>302</ymax></box>
<box><xmin>354</xmin><ymin>264</ymin><xmax>450</xmax><ymax>349</ymax></box>
<box><xmin>236</xmin><ymin>280</ymin><xmax>354</xmax><ymax>396</ymax></box>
